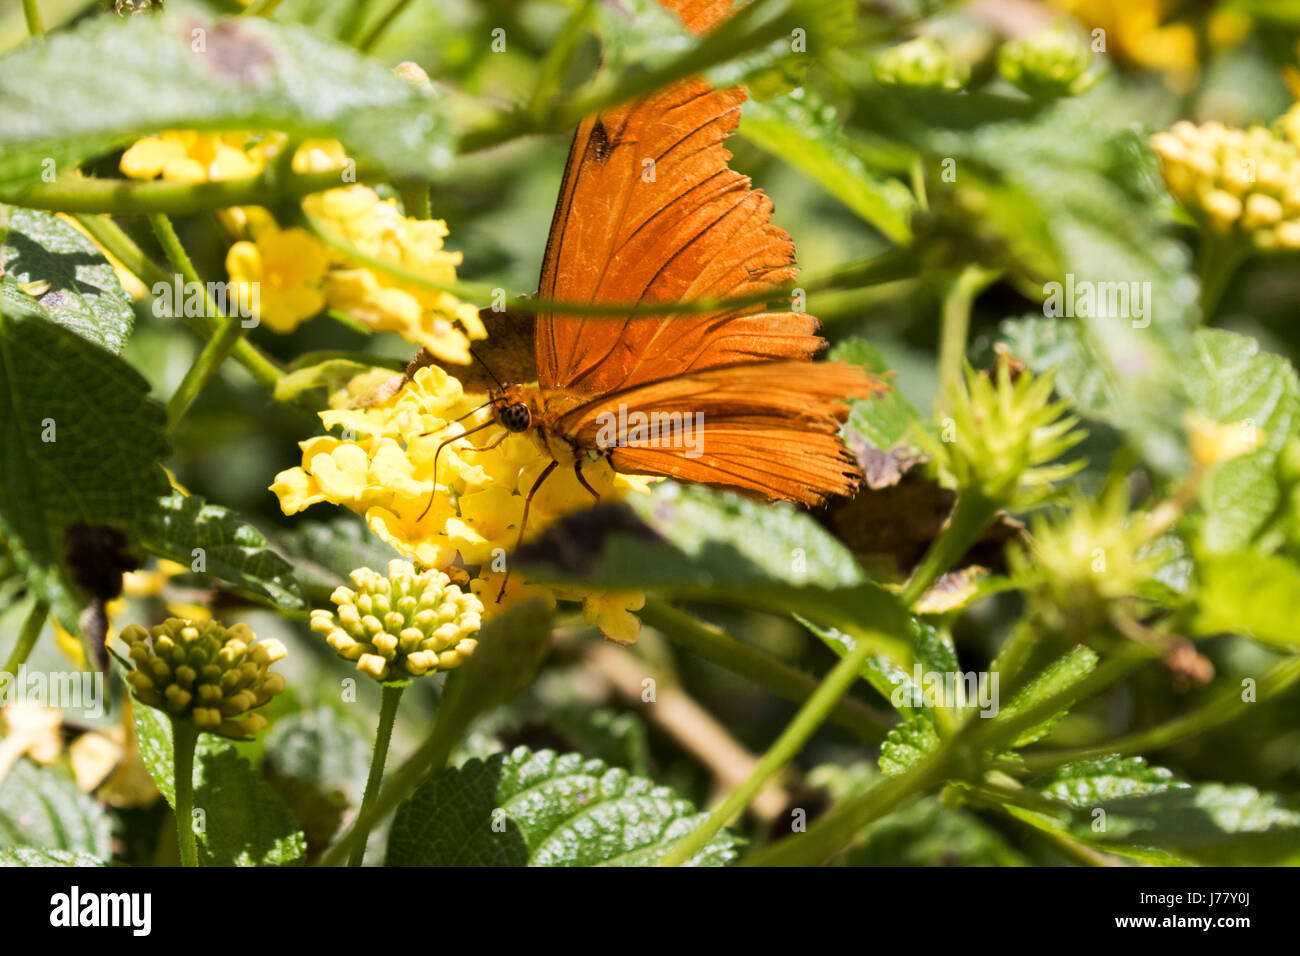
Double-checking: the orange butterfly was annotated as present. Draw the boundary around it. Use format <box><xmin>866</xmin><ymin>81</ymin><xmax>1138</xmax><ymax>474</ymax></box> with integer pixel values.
<box><xmin>424</xmin><ymin>0</ymin><xmax>886</xmax><ymax>581</ymax></box>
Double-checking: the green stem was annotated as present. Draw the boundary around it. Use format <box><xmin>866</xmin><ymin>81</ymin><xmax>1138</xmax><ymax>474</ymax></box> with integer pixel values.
<box><xmin>989</xmin><ymin>618</ymin><xmax>1041</xmax><ymax>691</ymax></box>
<box><xmin>149</xmin><ymin>214</ymin><xmax>251</xmax><ymax>428</ymax></box>
<box><xmin>640</xmin><ymin>599</ymin><xmax>891</xmax><ymax>742</ymax></box>
<box><xmin>171</xmin><ymin>718</ymin><xmax>200</xmax><ymax>868</ymax></box>
<box><xmin>74</xmin><ymin>214</ymin><xmax>283</xmax><ymax>390</ymax></box>
<box><xmin>1197</xmin><ymin>233</ymin><xmax>1249</xmax><ymax>321</ymax></box>
<box><xmin>3</xmin><ymin>166</ymin><xmax>371</xmax><ymax>216</ymax></box>
<box><xmin>2</xmin><ymin>600</ymin><xmax>49</xmax><ymax>677</ymax></box>
<box><xmin>356</xmin><ymin>0</ymin><xmax>415</xmax><ymax>52</ymax></box>
<box><xmin>348</xmin><ymin>683</ymin><xmax>405</xmax><ymax>867</ymax></box>
<box><xmin>899</xmin><ymin>490</ymin><xmax>999</xmax><ymax>608</ymax></box>
<box><xmin>396</xmin><ymin>180</ymin><xmax>431</xmax><ymax>220</ymax></box>
<box><xmin>241</xmin><ymin>0</ymin><xmax>288</xmax><ymax>15</ymax></box>
<box><xmin>22</xmin><ymin>0</ymin><xmax>43</xmax><ymax>38</ymax></box>
<box><xmin>1019</xmin><ymin>653</ymin><xmax>1300</xmax><ymax>773</ymax></box>
<box><xmin>658</xmin><ymin>626</ymin><xmax>890</xmax><ymax>866</ymax></box>
<box><xmin>319</xmin><ymin>668</ymin><xmax>473</xmax><ymax>867</ymax></box>
<box><xmin>935</xmin><ymin>264</ymin><xmax>998</xmax><ymax>419</ymax></box>
<box><xmin>742</xmin><ymin>736</ymin><xmax>956</xmax><ymax>866</ymax></box>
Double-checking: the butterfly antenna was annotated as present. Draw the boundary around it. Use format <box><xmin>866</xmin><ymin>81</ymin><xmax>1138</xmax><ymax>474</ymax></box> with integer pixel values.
<box><xmin>419</xmin><ymin>398</ymin><xmax>495</xmax><ymax>440</ymax></box>
<box><xmin>417</xmin><ymin>419</ymin><xmax>497</xmax><ymax>521</ymax></box>
<box><xmin>497</xmin><ymin>458</ymin><xmax>560</xmax><ymax>603</ymax></box>
<box><xmin>470</xmin><ymin>347</ymin><xmax>506</xmax><ymax>392</ymax></box>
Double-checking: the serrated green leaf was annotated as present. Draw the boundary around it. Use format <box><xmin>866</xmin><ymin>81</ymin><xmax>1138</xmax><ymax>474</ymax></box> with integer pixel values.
<box><xmin>1187</xmin><ymin>329</ymin><xmax>1300</xmax><ymax>553</ymax></box>
<box><xmin>1192</xmin><ymin>551</ymin><xmax>1300</xmax><ymax>649</ymax></box>
<box><xmin>0</xmin><ymin>846</ymin><xmax>103</xmax><ymax>866</ymax></box>
<box><xmin>0</xmin><ymin>14</ymin><xmax>454</xmax><ymax>193</ymax></box>
<box><xmin>830</xmin><ymin>337</ymin><xmax>924</xmax><ymax>452</ymax></box>
<box><xmin>1019</xmin><ymin>759</ymin><xmax>1300</xmax><ymax>865</ymax></box>
<box><xmin>847</xmin><ymin>794</ymin><xmax>1029</xmax><ymax>866</ymax></box>
<box><xmin>0</xmin><ymin>758</ymin><xmax>111</xmax><ymax>858</ymax></box>
<box><xmin>0</xmin><ymin>310</ymin><xmax>169</xmax><ymax>628</ymax></box>
<box><xmin>139</xmin><ymin>492</ymin><xmax>305</xmax><ymax>611</ymax></box>
<box><xmin>272</xmin><ymin>516</ymin><xmax>402</xmax><ymax>596</ymax></box>
<box><xmin>387</xmin><ymin>746</ymin><xmax>737</xmax><ymax>866</ymax></box>
<box><xmin>741</xmin><ymin>95</ymin><xmax>914</xmax><ymax>242</ymax></box>
<box><xmin>133</xmin><ymin>706</ymin><xmax>306</xmax><ymax>867</ymax></box>
<box><xmin>0</xmin><ymin>206</ymin><xmax>132</xmax><ymax>353</ymax></box>
<box><xmin>878</xmin><ymin>719</ymin><xmax>939</xmax><ymax>776</ymax></box>
<box><xmin>1032</xmin><ymin>755</ymin><xmax>1181</xmax><ymax>804</ymax></box>
<box><xmin>995</xmin><ymin>645</ymin><xmax>1099</xmax><ymax>747</ymax></box>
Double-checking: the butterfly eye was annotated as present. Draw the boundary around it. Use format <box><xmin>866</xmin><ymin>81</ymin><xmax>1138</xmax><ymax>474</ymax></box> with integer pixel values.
<box><xmin>500</xmin><ymin>402</ymin><xmax>531</xmax><ymax>433</ymax></box>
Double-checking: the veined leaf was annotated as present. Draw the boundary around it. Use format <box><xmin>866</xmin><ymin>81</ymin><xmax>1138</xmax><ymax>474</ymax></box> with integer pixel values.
<box><xmin>0</xmin><ymin>14</ymin><xmax>454</xmax><ymax>193</ymax></box>
<box><xmin>0</xmin><ymin>758</ymin><xmax>111</xmax><ymax>858</ymax></box>
<box><xmin>0</xmin><ymin>847</ymin><xmax>103</xmax><ymax>866</ymax></box>
<box><xmin>387</xmin><ymin>746</ymin><xmax>738</xmax><ymax>866</ymax></box>
<box><xmin>994</xmin><ymin>645</ymin><xmax>1099</xmax><ymax>747</ymax></box>
<box><xmin>0</xmin><ymin>206</ymin><xmax>133</xmax><ymax>353</ymax></box>
<box><xmin>140</xmin><ymin>492</ymin><xmax>306</xmax><ymax>611</ymax></box>
<box><xmin>0</xmin><ymin>309</ymin><xmax>169</xmax><ymax>629</ymax></box>
<box><xmin>741</xmin><ymin>95</ymin><xmax>915</xmax><ymax>242</ymax></box>
<box><xmin>134</xmin><ymin>706</ymin><xmax>306</xmax><ymax>867</ymax></box>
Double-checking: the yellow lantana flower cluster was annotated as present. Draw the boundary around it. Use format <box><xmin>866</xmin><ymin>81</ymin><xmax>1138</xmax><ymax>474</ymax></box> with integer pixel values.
<box><xmin>311</xmin><ymin>560</ymin><xmax>483</xmax><ymax>681</ymax></box>
<box><xmin>1151</xmin><ymin>120</ymin><xmax>1300</xmax><ymax>250</ymax></box>
<box><xmin>119</xmin><ymin>131</ymin><xmax>484</xmax><ymax>359</ymax></box>
<box><xmin>271</xmin><ymin>364</ymin><xmax>652</xmax><ymax>644</ymax></box>
<box><xmin>119</xmin><ymin>130</ymin><xmax>281</xmax><ymax>183</ymax></box>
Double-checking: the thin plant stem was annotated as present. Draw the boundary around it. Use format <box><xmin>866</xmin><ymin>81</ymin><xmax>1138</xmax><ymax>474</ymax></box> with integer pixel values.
<box><xmin>1020</xmin><ymin>653</ymin><xmax>1300</xmax><ymax>773</ymax></box>
<box><xmin>357</xmin><ymin>0</ymin><xmax>415</xmax><ymax>52</ymax></box>
<box><xmin>241</xmin><ymin>0</ymin><xmax>287</xmax><ymax>16</ymax></box>
<box><xmin>640</xmin><ymin>598</ymin><xmax>891</xmax><ymax>742</ymax></box>
<box><xmin>900</xmin><ymin>490</ymin><xmax>999</xmax><ymax>608</ymax></box>
<box><xmin>3</xmin><ymin>600</ymin><xmax>49</xmax><ymax>677</ymax></box>
<box><xmin>72</xmin><ymin>214</ymin><xmax>283</xmax><ymax>391</ymax></box>
<box><xmin>348</xmin><ymin>683</ymin><xmax>405</xmax><ymax>866</ymax></box>
<box><xmin>22</xmin><ymin>0</ymin><xmax>43</xmax><ymax>39</ymax></box>
<box><xmin>319</xmin><ymin>668</ymin><xmax>472</xmax><ymax>867</ymax></box>
<box><xmin>658</xmin><ymin>625</ymin><xmax>895</xmax><ymax>866</ymax></box>
<box><xmin>935</xmin><ymin>264</ymin><xmax>998</xmax><ymax>419</ymax></box>
<box><xmin>148</xmin><ymin>214</ymin><xmax>254</xmax><ymax>427</ymax></box>
<box><xmin>171</xmin><ymin>718</ymin><xmax>200</xmax><ymax>868</ymax></box>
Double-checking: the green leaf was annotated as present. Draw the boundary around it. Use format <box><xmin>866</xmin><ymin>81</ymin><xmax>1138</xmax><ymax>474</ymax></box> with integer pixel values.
<box><xmin>0</xmin><ymin>14</ymin><xmax>455</xmax><ymax>192</ymax></box>
<box><xmin>741</xmin><ymin>95</ymin><xmax>915</xmax><ymax>242</ymax></box>
<box><xmin>0</xmin><ymin>310</ymin><xmax>169</xmax><ymax>628</ymax></box>
<box><xmin>262</xmin><ymin>706</ymin><xmax>373</xmax><ymax>858</ymax></box>
<box><xmin>0</xmin><ymin>758</ymin><xmax>111</xmax><ymax>858</ymax></box>
<box><xmin>1192</xmin><ymin>551</ymin><xmax>1300</xmax><ymax>649</ymax></box>
<box><xmin>387</xmin><ymin>746</ymin><xmax>738</xmax><ymax>866</ymax></box>
<box><xmin>1023</xmin><ymin>759</ymin><xmax>1300</xmax><ymax>865</ymax></box>
<box><xmin>847</xmin><ymin>795</ymin><xmax>1029</xmax><ymax>866</ymax></box>
<box><xmin>133</xmin><ymin>706</ymin><xmax>306</xmax><ymax>867</ymax></box>
<box><xmin>994</xmin><ymin>645</ymin><xmax>1099</xmax><ymax>747</ymax></box>
<box><xmin>830</xmin><ymin>337</ymin><xmax>924</xmax><ymax>452</ymax></box>
<box><xmin>139</xmin><ymin>492</ymin><xmax>305</xmax><ymax>611</ymax></box>
<box><xmin>1187</xmin><ymin>329</ymin><xmax>1300</xmax><ymax>553</ymax></box>
<box><xmin>273</xmin><ymin>516</ymin><xmax>402</xmax><ymax>596</ymax></box>
<box><xmin>0</xmin><ymin>206</ymin><xmax>133</xmax><ymax>353</ymax></box>
<box><xmin>878</xmin><ymin>719</ymin><xmax>939</xmax><ymax>776</ymax></box>
<box><xmin>1032</xmin><ymin>755</ymin><xmax>1181</xmax><ymax>803</ymax></box>
<box><xmin>519</xmin><ymin>481</ymin><xmax>863</xmax><ymax>591</ymax></box>
<box><xmin>0</xmin><ymin>846</ymin><xmax>103</xmax><ymax>866</ymax></box>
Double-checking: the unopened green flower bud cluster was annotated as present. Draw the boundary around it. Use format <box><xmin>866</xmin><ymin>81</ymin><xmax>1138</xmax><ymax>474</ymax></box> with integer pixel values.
<box><xmin>997</xmin><ymin>28</ymin><xmax>1099</xmax><ymax>99</ymax></box>
<box><xmin>120</xmin><ymin>618</ymin><xmax>287</xmax><ymax>739</ymax></box>
<box><xmin>1151</xmin><ymin>120</ymin><xmax>1300</xmax><ymax>250</ymax></box>
<box><xmin>311</xmin><ymin>560</ymin><xmax>483</xmax><ymax>683</ymax></box>
<box><xmin>873</xmin><ymin>37</ymin><xmax>968</xmax><ymax>92</ymax></box>
<box><xmin>917</xmin><ymin>360</ymin><xmax>1084</xmax><ymax>509</ymax></box>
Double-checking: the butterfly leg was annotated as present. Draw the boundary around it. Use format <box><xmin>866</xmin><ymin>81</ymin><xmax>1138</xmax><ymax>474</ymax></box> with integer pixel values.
<box><xmin>416</xmin><ymin>420</ymin><xmax>500</xmax><ymax>521</ymax></box>
<box><xmin>497</xmin><ymin>458</ymin><xmax>560</xmax><ymax>603</ymax></box>
<box><xmin>574</xmin><ymin>460</ymin><xmax>600</xmax><ymax>502</ymax></box>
